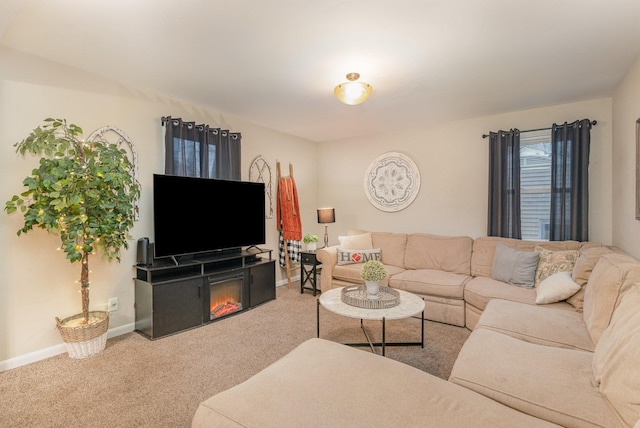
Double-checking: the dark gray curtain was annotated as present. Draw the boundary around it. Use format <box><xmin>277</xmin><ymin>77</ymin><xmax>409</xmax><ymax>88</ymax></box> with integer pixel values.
<box><xmin>488</xmin><ymin>129</ymin><xmax>521</xmax><ymax>238</ymax></box>
<box><xmin>162</xmin><ymin>116</ymin><xmax>241</xmax><ymax>180</ymax></box>
<box><xmin>212</xmin><ymin>129</ymin><xmax>242</xmax><ymax>180</ymax></box>
<box><xmin>549</xmin><ymin>119</ymin><xmax>591</xmax><ymax>241</ymax></box>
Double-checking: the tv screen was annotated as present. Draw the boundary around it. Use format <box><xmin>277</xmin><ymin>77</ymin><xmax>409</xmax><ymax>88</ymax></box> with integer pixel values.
<box><xmin>153</xmin><ymin>174</ymin><xmax>266</xmax><ymax>258</ymax></box>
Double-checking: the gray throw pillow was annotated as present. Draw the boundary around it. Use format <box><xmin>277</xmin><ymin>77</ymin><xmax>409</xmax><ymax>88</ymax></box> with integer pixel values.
<box><xmin>491</xmin><ymin>243</ymin><xmax>540</xmax><ymax>288</ymax></box>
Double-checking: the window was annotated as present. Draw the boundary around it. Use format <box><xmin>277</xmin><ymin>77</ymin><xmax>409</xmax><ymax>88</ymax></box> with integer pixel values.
<box><xmin>171</xmin><ymin>138</ymin><xmax>217</xmax><ymax>178</ymax></box>
<box><xmin>488</xmin><ymin>119</ymin><xmax>591</xmax><ymax>241</ymax></box>
<box><xmin>172</xmin><ymin>138</ymin><xmax>200</xmax><ymax>177</ymax></box>
<box><xmin>520</xmin><ymin>129</ymin><xmax>551</xmax><ymax>240</ymax></box>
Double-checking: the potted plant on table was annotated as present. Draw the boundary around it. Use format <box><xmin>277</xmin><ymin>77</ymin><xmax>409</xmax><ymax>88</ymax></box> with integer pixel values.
<box><xmin>5</xmin><ymin>118</ymin><xmax>140</xmax><ymax>359</ymax></box>
<box><xmin>303</xmin><ymin>233</ymin><xmax>319</xmax><ymax>251</ymax></box>
<box><xmin>360</xmin><ymin>259</ymin><xmax>387</xmax><ymax>299</ymax></box>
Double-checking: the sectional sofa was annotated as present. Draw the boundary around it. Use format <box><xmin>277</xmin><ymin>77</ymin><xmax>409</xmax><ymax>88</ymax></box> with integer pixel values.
<box><xmin>316</xmin><ymin>231</ymin><xmax>614</xmax><ymax>329</ymax></box>
<box><xmin>192</xmin><ymin>232</ymin><xmax>640</xmax><ymax>427</ymax></box>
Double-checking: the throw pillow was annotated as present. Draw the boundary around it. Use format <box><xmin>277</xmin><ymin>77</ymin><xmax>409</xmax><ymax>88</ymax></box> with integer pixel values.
<box><xmin>535</xmin><ymin>271</ymin><xmax>581</xmax><ymax>304</ymax></box>
<box><xmin>491</xmin><ymin>243</ymin><xmax>539</xmax><ymax>288</ymax></box>
<box><xmin>338</xmin><ymin>233</ymin><xmax>373</xmax><ymax>250</ymax></box>
<box><xmin>534</xmin><ymin>246</ymin><xmax>579</xmax><ymax>287</ymax></box>
<box><xmin>337</xmin><ymin>248</ymin><xmax>381</xmax><ymax>265</ymax></box>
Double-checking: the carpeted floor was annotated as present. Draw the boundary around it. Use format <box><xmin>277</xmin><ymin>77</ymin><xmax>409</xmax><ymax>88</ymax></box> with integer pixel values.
<box><xmin>0</xmin><ymin>285</ymin><xmax>470</xmax><ymax>427</ymax></box>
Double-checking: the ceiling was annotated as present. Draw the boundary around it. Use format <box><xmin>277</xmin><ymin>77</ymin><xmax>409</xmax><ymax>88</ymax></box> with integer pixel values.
<box><xmin>2</xmin><ymin>0</ymin><xmax>640</xmax><ymax>143</ymax></box>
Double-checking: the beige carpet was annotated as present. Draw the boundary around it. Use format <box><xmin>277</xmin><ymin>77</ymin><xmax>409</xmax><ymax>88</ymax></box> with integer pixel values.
<box><xmin>0</xmin><ymin>285</ymin><xmax>470</xmax><ymax>427</ymax></box>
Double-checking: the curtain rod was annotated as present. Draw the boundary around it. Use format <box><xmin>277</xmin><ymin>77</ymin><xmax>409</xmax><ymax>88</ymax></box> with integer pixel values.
<box><xmin>482</xmin><ymin>120</ymin><xmax>597</xmax><ymax>139</ymax></box>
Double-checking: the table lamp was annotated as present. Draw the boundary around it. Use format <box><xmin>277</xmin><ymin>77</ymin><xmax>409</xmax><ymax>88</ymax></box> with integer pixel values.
<box><xmin>317</xmin><ymin>208</ymin><xmax>336</xmax><ymax>248</ymax></box>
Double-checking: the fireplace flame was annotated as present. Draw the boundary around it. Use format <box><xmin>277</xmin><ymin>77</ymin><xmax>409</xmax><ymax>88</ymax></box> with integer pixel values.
<box><xmin>210</xmin><ymin>280</ymin><xmax>243</xmax><ymax>320</ymax></box>
<box><xmin>211</xmin><ymin>301</ymin><xmax>241</xmax><ymax>318</ymax></box>
<box><xmin>210</xmin><ymin>290</ymin><xmax>242</xmax><ymax>319</ymax></box>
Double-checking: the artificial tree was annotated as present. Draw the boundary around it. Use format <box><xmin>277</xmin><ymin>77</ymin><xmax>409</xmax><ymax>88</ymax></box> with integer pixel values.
<box><xmin>5</xmin><ymin>118</ymin><xmax>140</xmax><ymax>326</ymax></box>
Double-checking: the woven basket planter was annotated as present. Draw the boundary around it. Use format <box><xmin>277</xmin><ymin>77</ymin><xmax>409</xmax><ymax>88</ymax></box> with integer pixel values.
<box><xmin>56</xmin><ymin>311</ymin><xmax>109</xmax><ymax>359</ymax></box>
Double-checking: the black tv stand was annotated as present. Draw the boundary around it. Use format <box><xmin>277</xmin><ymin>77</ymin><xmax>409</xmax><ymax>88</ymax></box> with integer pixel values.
<box><xmin>134</xmin><ymin>247</ymin><xmax>275</xmax><ymax>339</ymax></box>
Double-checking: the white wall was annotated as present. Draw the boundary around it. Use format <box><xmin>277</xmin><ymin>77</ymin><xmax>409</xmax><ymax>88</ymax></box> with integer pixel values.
<box><xmin>318</xmin><ymin>98</ymin><xmax>613</xmax><ymax>245</ymax></box>
<box><xmin>612</xmin><ymin>55</ymin><xmax>640</xmax><ymax>258</ymax></box>
<box><xmin>0</xmin><ymin>47</ymin><xmax>318</xmax><ymax>364</ymax></box>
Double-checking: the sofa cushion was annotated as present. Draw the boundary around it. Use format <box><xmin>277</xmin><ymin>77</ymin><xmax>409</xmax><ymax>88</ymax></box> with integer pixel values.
<box><xmin>572</xmin><ymin>245</ymin><xmax>614</xmax><ymax>286</ymax></box>
<box><xmin>389</xmin><ymin>269</ymin><xmax>470</xmax><ymax>299</ymax></box>
<box><xmin>464</xmin><ymin>276</ymin><xmax>535</xmax><ymax>309</ymax></box>
<box><xmin>404</xmin><ymin>233</ymin><xmax>473</xmax><ymax>275</ymax></box>
<box><xmin>534</xmin><ymin>246</ymin><xmax>579</xmax><ymax>287</ymax></box>
<box><xmin>535</xmin><ymin>271</ymin><xmax>581</xmax><ymax>304</ymax></box>
<box><xmin>592</xmin><ymin>283</ymin><xmax>640</xmax><ymax>427</ymax></box>
<box><xmin>338</xmin><ymin>232</ymin><xmax>373</xmax><ymax>249</ymax></box>
<box><xmin>583</xmin><ymin>253</ymin><xmax>640</xmax><ymax>344</ymax></box>
<box><xmin>471</xmin><ymin>236</ymin><xmax>581</xmax><ymax>278</ymax></box>
<box><xmin>568</xmin><ymin>246</ymin><xmax>615</xmax><ymax>312</ymax></box>
<box><xmin>193</xmin><ymin>338</ymin><xmax>559</xmax><ymax>428</ymax></box>
<box><xmin>465</xmin><ymin>276</ymin><xmax>573</xmax><ymax>313</ymax></box>
<box><xmin>449</xmin><ymin>329</ymin><xmax>623</xmax><ymax>428</ymax></box>
<box><xmin>491</xmin><ymin>243</ymin><xmax>539</xmax><ymax>288</ymax></box>
<box><xmin>332</xmin><ymin>263</ymin><xmax>404</xmax><ymax>286</ymax></box>
<box><xmin>476</xmin><ymin>299</ymin><xmax>594</xmax><ymax>351</ymax></box>
<box><xmin>336</xmin><ymin>248</ymin><xmax>381</xmax><ymax>265</ymax></box>
<box><xmin>371</xmin><ymin>232</ymin><xmax>407</xmax><ymax>268</ymax></box>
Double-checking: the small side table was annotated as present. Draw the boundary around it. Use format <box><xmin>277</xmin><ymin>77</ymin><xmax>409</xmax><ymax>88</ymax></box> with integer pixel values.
<box><xmin>300</xmin><ymin>251</ymin><xmax>321</xmax><ymax>296</ymax></box>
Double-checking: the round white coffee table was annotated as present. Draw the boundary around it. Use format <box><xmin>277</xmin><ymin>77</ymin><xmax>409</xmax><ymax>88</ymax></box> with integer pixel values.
<box><xmin>317</xmin><ymin>287</ymin><xmax>425</xmax><ymax>356</ymax></box>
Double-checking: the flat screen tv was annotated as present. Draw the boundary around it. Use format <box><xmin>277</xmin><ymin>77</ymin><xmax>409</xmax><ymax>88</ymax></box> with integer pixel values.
<box><xmin>153</xmin><ymin>174</ymin><xmax>266</xmax><ymax>259</ymax></box>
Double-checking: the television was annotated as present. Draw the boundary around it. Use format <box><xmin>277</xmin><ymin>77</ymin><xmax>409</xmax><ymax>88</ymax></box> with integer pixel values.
<box><xmin>153</xmin><ymin>174</ymin><xmax>266</xmax><ymax>259</ymax></box>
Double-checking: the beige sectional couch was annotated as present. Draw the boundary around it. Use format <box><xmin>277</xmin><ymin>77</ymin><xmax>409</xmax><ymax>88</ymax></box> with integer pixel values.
<box><xmin>193</xmin><ymin>233</ymin><xmax>640</xmax><ymax>427</ymax></box>
<box><xmin>316</xmin><ymin>231</ymin><xmax>613</xmax><ymax>329</ymax></box>
<box><xmin>450</xmin><ymin>252</ymin><xmax>640</xmax><ymax>427</ymax></box>
<box><xmin>192</xmin><ymin>338</ymin><xmax>558</xmax><ymax>428</ymax></box>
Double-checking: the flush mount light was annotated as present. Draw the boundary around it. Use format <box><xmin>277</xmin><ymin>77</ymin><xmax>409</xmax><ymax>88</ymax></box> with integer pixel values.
<box><xmin>334</xmin><ymin>72</ymin><xmax>373</xmax><ymax>105</ymax></box>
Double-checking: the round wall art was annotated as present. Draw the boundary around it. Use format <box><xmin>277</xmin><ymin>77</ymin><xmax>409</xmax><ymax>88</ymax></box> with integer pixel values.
<box><xmin>364</xmin><ymin>151</ymin><xmax>421</xmax><ymax>212</ymax></box>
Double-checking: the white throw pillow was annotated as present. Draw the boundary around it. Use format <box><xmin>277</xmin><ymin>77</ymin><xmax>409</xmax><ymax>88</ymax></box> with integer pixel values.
<box><xmin>535</xmin><ymin>271</ymin><xmax>581</xmax><ymax>304</ymax></box>
<box><xmin>338</xmin><ymin>233</ymin><xmax>373</xmax><ymax>250</ymax></box>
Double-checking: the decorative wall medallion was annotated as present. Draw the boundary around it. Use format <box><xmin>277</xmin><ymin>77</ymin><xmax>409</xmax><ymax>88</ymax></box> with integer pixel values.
<box><xmin>87</xmin><ymin>125</ymin><xmax>140</xmax><ymax>220</ymax></box>
<box><xmin>249</xmin><ymin>155</ymin><xmax>274</xmax><ymax>218</ymax></box>
<box><xmin>364</xmin><ymin>152</ymin><xmax>420</xmax><ymax>212</ymax></box>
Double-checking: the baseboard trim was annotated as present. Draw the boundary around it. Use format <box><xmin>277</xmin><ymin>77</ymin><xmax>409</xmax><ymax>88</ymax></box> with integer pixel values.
<box><xmin>0</xmin><ymin>322</ymin><xmax>135</xmax><ymax>372</ymax></box>
<box><xmin>276</xmin><ymin>275</ymin><xmax>301</xmax><ymax>287</ymax></box>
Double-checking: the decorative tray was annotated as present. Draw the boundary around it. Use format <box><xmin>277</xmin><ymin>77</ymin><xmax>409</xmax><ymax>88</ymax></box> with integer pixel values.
<box><xmin>341</xmin><ymin>285</ymin><xmax>400</xmax><ymax>309</ymax></box>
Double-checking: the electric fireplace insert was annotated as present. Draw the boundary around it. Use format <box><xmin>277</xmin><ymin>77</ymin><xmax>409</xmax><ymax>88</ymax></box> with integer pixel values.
<box><xmin>209</xmin><ymin>273</ymin><xmax>246</xmax><ymax>320</ymax></box>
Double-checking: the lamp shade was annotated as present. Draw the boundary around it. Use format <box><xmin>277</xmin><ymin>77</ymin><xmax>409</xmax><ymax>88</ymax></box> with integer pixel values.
<box><xmin>317</xmin><ymin>208</ymin><xmax>336</xmax><ymax>224</ymax></box>
<box><xmin>334</xmin><ymin>73</ymin><xmax>372</xmax><ymax>105</ymax></box>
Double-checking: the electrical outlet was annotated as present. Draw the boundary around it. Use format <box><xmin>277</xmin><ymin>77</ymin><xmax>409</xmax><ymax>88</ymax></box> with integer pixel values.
<box><xmin>108</xmin><ymin>297</ymin><xmax>118</xmax><ymax>312</ymax></box>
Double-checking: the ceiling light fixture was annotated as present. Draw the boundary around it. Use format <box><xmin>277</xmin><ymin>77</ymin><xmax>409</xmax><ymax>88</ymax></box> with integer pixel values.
<box><xmin>334</xmin><ymin>72</ymin><xmax>372</xmax><ymax>105</ymax></box>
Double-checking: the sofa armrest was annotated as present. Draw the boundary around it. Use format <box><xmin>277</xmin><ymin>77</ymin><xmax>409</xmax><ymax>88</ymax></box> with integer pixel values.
<box><xmin>316</xmin><ymin>246</ymin><xmax>338</xmax><ymax>292</ymax></box>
